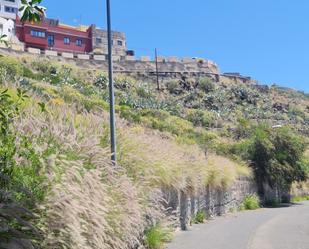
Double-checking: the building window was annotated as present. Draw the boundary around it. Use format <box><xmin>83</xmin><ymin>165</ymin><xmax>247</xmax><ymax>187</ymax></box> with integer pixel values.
<box><xmin>76</xmin><ymin>39</ymin><xmax>82</xmax><ymax>46</ymax></box>
<box><xmin>31</xmin><ymin>30</ymin><xmax>46</xmax><ymax>38</ymax></box>
<box><xmin>48</xmin><ymin>35</ymin><xmax>54</xmax><ymax>46</ymax></box>
<box><xmin>96</xmin><ymin>38</ymin><xmax>102</xmax><ymax>44</ymax></box>
<box><xmin>5</xmin><ymin>6</ymin><xmax>18</xmax><ymax>13</ymax></box>
<box><xmin>117</xmin><ymin>40</ymin><xmax>123</xmax><ymax>46</ymax></box>
<box><xmin>64</xmin><ymin>37</ymin><xmax>70</xmax><ymax>45</ymax></box>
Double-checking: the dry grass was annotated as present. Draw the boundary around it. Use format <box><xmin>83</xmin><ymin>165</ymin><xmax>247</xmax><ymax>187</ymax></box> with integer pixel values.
<box><xmin>9</xmin><ymin>80</ymin><xmax>252</xmax><ymax>248</ymax></box>
<box><xmin>16</xmin><ymin>105</ymin><xmax>149</xmax><ymax>249</ymax></box>
<box><xmin>118</xmin><ymin>125</ymin><xmax>251</xmax><ymax>192</ymax></box>
<box><xmin>291</xmin><ymin>181</ymin><xmax>309</xmax><ymax>198</ymax></box>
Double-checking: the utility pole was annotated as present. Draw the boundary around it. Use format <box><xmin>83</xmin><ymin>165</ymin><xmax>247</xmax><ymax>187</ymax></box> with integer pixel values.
<box><xmin>106</xmin><ymin>0</ymin><xmax>117</xmax><ymax>163</ymax></box>
<box><xmin>155</xmin><ymin>48</ymin><xmax>160</xmax><ymax>90</ymax></box>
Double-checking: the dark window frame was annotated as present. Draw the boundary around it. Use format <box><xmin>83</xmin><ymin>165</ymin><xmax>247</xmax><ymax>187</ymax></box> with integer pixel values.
<box><xmin>76</xmin><ymin>39</ymin><xmax>82</xmax><ymax>47</ymax></box>
<box><xmin>30</xmin><ymin>30</ymin><xmax>46</xmax><ymax>38</ymax></box>
<box><xmin>48</xmin><ymin>34</ymin><xmax>55</xmax><ymax>46</ymax></box>
<box><xmin>64</xmin><ymin>37</ymin><xmax>70</xmax><ymax>45</ymax></box>
<box><xmin>4</xmin><ymin>6</ymin><xmax>18</xmax><ymax>13</ymax></box>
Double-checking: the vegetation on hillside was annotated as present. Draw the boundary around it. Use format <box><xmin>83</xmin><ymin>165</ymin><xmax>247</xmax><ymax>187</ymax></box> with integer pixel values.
<box><xmin>0</xmin><ymin>55</ymin><xmax>308</xmax><ymax>248</ymax></box>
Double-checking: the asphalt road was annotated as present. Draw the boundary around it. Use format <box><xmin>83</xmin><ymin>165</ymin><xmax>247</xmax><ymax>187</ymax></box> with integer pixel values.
<box><xmin>167</xmin><ymin>201</ymin><xmax>309</xmax><ymax>249</ymax></box>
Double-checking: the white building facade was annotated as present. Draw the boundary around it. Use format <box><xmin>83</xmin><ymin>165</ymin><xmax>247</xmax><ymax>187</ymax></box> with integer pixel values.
<box><xmin>0</xmin><ymin>0</ymin><xmax>22</xmax><ymax>40</ymax></box>
<box><xmin>0</xmin><ymin>16</ymin><xmax>14</xmax><ymax>39</ymax></box>
<box><xmin>0</xmin><ymin>0</ymin><xmax>21</xmax><ymax>20</ymax></box>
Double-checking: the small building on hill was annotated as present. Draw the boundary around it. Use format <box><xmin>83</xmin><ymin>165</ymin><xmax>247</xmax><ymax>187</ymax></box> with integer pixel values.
<box><xmin>0</xmin><ymin>0</ymin><xmax>21</xmax><ymax>40</ymax></box>
<box><xmin>14</xmin><ymin>17</ymin><xmax>130</xmax><ymax>56</ymax></box>
<box><xmin>15</xmin><ymin>17</ymin><xmax>93</xmax><ymax>53</ymax></box>
<box><xmin>91</xmin><ymin>25</ymin><xmax>127</xmax><ymax>56</ymax></box>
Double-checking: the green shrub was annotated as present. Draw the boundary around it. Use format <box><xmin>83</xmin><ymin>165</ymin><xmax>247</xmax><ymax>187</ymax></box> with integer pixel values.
<box><xmin>291</xmin><ymin>195</ymin><xmax>309</xmax><ymax>202</ymax></box>
<box><xmin>249</xmin><ymin>125</ymin><xmax>309</xmax><ymax>191</ymax></box>
<box><xmin>134</xmin><ymin>82</ymin><xmax>153</xmax><ymax>98</ymax></box>
<box><xmin>192</xmin><ymin>210</ymin><xmax>206</xmax><ymax>224</ymax></box>
<box><xmin>94</xmin><ymin>75</ymin><xmax>108</xmax><ymax>89</ymax></box>
<box><xmin>240</xmin><ymin>195</ymin><xmax>260</xmax><ymax>210</ymax></box>
<box><xmin>144</xmin><ymin>224</ymin><xmax>173</xmax><ymax>249</ymax></box>
<box><xmin>197</xmin><ymin>77</ymin><xmax>215</xmax><ymax>93</ymax></box>
<box><xmin>31</xmin><ymin>59</ymin><xmax>52</xmax><ymax>74</ymax></box>
<box><xmin>186</xmin><ymin>109</ymin><xmax>216</xmax><ymax>128</ymax></box>
<box><xmin>234</xmin><ymin>117</ymin><xmax>252</xmax><ymax>139</ymax></box>
<box><xmin>166</xmin><ymin>80</ymin><xmax>181</xmax><ymax>94</ymax></box>
<box><xmin>0</xmin><ymin>89</ymin><xmax>39</xmax><ymax>246</ymax></box>
<box><xmin>22</xmin><ymin>66</ymin><xmax>37</xmax><ymax>79</ymax></box>
<box><xmin>118</xmin><ymin>105</ymin><xmax>142</xmax><ymax>123</ymax></box>
<box><xmin>0</xmin><ymin>57</ymin><xmax>23</xmax><ymax>83</ymax></box>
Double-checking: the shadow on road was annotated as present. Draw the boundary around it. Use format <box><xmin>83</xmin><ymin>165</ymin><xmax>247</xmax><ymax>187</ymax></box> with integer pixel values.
<box><xmin>264</xmin><ymin>202</ymin><xmax>303</xmax><ymax>209</ymax></box>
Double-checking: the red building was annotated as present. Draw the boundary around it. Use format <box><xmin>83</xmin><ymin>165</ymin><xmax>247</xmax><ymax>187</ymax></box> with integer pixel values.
<box><xmin>15</xmin><ymin>17</ymin><xmax>92</xmax><ymax>54</ymax></box>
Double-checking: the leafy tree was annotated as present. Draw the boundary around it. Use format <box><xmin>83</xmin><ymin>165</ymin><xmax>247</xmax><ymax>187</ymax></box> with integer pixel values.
<box><xmin>249</xmin><ymin>125</ymin><xmax>309</xmax><ymax>196</ymax></box>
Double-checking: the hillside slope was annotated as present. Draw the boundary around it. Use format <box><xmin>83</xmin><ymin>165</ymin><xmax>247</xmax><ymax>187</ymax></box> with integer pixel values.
<box><xmin>0</xmin><ymin>54</ymin><xmax>308</xmax><ymax>249</ymax></box>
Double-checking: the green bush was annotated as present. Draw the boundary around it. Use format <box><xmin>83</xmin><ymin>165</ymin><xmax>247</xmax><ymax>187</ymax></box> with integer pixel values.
<box><xmin>240</xmin><ymin>195</ymin><xmax>260</xmax><ymax>210</ymax></box>
<box><xmin>192</xmin><ymin>210</ymin><xmax>206</xmax><ymax>224</ymax></box>
<box><xmin>118</xmin><ymin>105</ymin><xmax>142</xmax><ymax>123</ymax></box>
<box><xmin>291</xmin><ymin>195</ymin><xmax>309</xmax><ymax>203</ymax></box>
<box><xmin>0</xmin><ymin>89</ymin><xmax>39</xmax><ymax>246</ymax></box>
<box><xmin>249</xmin><ymin>125</ymin><xmax>309</xmax><ymax>190</ymax></box>
<box><xmin>197</xmin><ymin>77</ymin><xmax>215</xmax><ymax>93</ymax></box>
<box><xmin>30</xmin><ymin>59</ymin><xmax>52</xmax><ymax>74</ymax></box>
<box><xmin>0</xmin><ymin>57</ymin><xmax>23</xmax><ymax>83</ymax></box>
<box><xmin>186</xmin><ymin>109</ymin><xmax>216</xmax><ymax>128</ymax></box>
<box><xmin>94</xmin><ymin>75</ymin><xmax>108</xmax><ymax>89</ymax></box>
<box><xmin>166</xmin><ymin>80</ymin><xmax>181</xmax><ymax>94</ymax></box>
<box><xmin>144</xmin><ymin>224</ymin><xmax>172</xmax><ymax>249</ymax></box>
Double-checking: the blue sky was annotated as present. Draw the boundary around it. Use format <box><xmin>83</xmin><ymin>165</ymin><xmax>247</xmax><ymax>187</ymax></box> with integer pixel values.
<box><xmin>44</xmin><ymin>0</ymin><xmax>309</xmax><ymax>92</ymax></box>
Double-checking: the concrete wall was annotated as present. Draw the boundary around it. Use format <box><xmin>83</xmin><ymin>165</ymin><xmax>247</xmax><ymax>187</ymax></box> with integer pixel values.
<box><xmin>45</xmin><ymin>50</ymin><xmax>58</xmax><ymax>56</ymax></box>
<box><xmin>27</xmin><ymin>47</ymin><xmax>40</xmax><ymax>54</ymax></box>
<box><xmin>163</xmin><ymin>177</ymin><xmax>257</xmax><ymax>230</ymax></box>
<box><xmin>0</xmin><ymin>47</ymin><xmax>260</xmax><ymax>88</ymax></box>
<box><xmin>93</xmin><ymin>54</ymin><xmax>106</xmax><ymax>61</ymax></box>
<box><xmin>62</xmin><ymin>52</ymin><xmax>74</xmax><ymax>59</ymax></box>
<box><xmin>77</xmin><ymin>54</ymin><xmax>90</xmax><ymax>60</ymax></box>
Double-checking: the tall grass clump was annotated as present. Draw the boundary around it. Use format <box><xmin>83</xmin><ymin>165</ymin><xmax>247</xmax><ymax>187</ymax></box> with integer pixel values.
<box><xmin>15</xmin><ymin>104</ymin><xmax>154</xmax><ymax>249</ymax></box>
<box><xmin>144</xmin><ymin>224</ymin><xmax>173</xmax><ymax>249</ymax></box>
<box><xmin>192</xmin><ymin>210</ymin><xmax>206</xmax><ymax>224</ymax></box>
<box><xmin>240</xmin><ymin>195</ymin><xmax>260</xmax><ymax>210</ymax></box>
<box><xmin>116</xmin><ymin>125</ymin><xmax>250</xmax><ymax>192</ymax></box>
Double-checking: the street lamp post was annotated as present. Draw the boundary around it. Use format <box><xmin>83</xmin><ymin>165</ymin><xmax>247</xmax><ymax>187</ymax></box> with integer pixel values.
<box><xmin>106</xmin><ymin>0</ymin><xmax>117</xmax><ymax>163</ymax></box>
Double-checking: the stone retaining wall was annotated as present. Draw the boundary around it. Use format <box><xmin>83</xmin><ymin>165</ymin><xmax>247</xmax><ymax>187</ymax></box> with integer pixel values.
<box><xmin>0</xmin><ymin>47</ymin><xmax>257</xmax><ymax>85</ymax></box>
<box><xmin>163</xmin><ymin>177</ymin><xmax>257</xmax><ymax>230</ymax></box>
